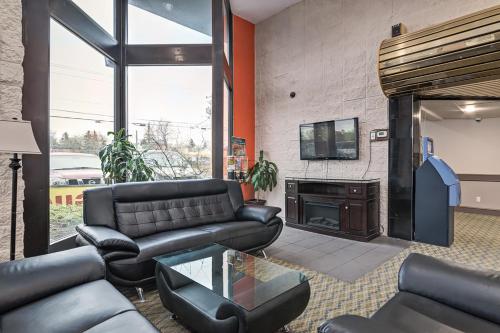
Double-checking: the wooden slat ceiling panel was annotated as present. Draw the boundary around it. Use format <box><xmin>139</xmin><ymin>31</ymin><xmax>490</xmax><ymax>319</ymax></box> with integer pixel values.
<box><xmin>378</xmin><ymin>4</ymin><xmax>500</xmax><ymax>98</ymax></box>
<box><xmin>418</xmin><ymin>78</ymin><xmax>500</xmax><ymax>98</ymax></box>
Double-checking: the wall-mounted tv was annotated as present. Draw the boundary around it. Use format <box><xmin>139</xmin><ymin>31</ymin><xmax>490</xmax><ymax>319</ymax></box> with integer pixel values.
<box><xmin>300</xmin><ymin>118</ymin><xmax>359</xmax><ymax>160</ymax></box>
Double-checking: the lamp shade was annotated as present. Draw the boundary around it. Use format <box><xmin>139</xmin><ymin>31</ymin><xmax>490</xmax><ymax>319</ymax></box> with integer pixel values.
<box><xmin>0</xmin><ymin>119</ymin><xmax>41</xmax><ymax>154</ymax></box>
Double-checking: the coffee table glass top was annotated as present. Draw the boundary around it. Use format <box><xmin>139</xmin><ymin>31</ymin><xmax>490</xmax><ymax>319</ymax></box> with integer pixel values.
<box><xmin>154</xmin><ymin>243</ymin><xmax>312</xmax><ymax>311</ymax></box>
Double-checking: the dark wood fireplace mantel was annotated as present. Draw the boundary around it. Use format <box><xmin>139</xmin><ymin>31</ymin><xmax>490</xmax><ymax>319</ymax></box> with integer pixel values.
<box><xmin>285</xmin><ymin>178</ymin><xmax>380</xmax><ymax>241</ymax></box>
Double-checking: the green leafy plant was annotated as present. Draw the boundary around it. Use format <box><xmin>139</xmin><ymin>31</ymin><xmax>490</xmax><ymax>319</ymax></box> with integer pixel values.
<box><xmin>245</xmin><ymin>150</ymin><xmax>278</xmax><ymax>202</ymax></box>
<box><xmin>99</xmin><ymin>128</ymin><xmax>154</xmax><ymax>183</ymax></box>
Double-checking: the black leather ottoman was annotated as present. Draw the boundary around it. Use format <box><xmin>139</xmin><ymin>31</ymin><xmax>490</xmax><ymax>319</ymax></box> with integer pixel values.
<box><xmin>155</xmin><ymin>244</ymin><xmax>311</xmax><ymax>333</ymax></box>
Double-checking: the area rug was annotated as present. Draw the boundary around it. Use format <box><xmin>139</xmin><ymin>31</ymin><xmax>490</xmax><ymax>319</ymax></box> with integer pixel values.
<box><xmin>124</xmin><ymin>212</ymin><xmax>500</xmax><ymax>332</ymax></box>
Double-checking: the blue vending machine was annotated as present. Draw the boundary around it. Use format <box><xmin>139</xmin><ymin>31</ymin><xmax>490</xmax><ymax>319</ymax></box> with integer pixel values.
<box><xmin>415</xmin><ymin>137</ymin><xmax>461</xmax><ymax>247</ymax></box>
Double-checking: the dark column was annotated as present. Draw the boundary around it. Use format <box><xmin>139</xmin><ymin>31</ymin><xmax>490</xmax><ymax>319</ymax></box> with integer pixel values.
<box><xmin>21</xmin><ymin>0</ymin><xmax>51</xmax><ymax>257</ymax></box>
<box><xmin>212</xmin><ymin>0</ymin><xmax>224</xmax><ymax>179</ymax></box>
<box><xmin>388</xmin><ymin>95</ymin><xmax>421</xmax><ymax>240</ymax></box>
<box><xmin>115</xmin><ymin>0</ymin><xmax>127</xmax><ymax>131</ymax></box>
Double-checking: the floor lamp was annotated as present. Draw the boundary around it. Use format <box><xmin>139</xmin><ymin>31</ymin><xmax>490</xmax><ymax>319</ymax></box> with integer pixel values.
<box><xmin>0</xmin><ymin>119</ymin><xmax>41</xmax><ymax>260</ymax></box>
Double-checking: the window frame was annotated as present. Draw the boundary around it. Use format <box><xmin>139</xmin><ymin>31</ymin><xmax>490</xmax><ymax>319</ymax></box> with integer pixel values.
<box><xmin>22</xmin><ymin>0</ymin><xmax>233</xmax><ymax>255</ymax></box>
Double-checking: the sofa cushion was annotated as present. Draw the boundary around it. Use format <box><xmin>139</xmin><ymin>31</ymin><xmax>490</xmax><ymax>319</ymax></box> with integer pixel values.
<box><xmin>372</xmin><ymin>291</ymin><xmax>500</xmax><ymax>333</ymax></box>
<box><xmin>198</xmin><ymin>221</ymin><xmax>282</xmax><ymax>251</ymax></box>
<box><xmin>0</xmin><ymin>280</ymin><xmax>140</xmax><ymax>333</ymax></box>
<box><xmin>107</xmin><ymin>221</ymin><xmax>282</xmax><ymax>284</ymax></box>
<box><xmin>135</xmin><ymin>228</ymin><xmax>214</xmax><ymax>261</ymax></box>
<box><xmin>198</xmin><ymin>221</ymin><xmax>269</xmax><ymax>241</ymax></box>
<box><xmin>112</xmin><ymin>179</ymin><xmax>229</xmax><ymax>202</ymax></box>
<box><xmin>217</xmin><ymin>223</ymin><xmax>282</xmax><ymax>251</ymax></box>
<box><xmin>115</xmin><ymin>193</ymin><xmax>236</xmax><ymax>238</ymax></box>
<box><xmin>83</xmin><ymin>310</ymin><xmax>158</xmax><ymax>333</ymax></box>
<box><xmin>108</xmin><ymin>228</ymin><xmax>214</xmax><ymax>282</ymax></box>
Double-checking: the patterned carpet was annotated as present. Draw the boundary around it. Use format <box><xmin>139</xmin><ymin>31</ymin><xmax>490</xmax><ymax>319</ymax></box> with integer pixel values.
<box><xmin>124</xmin><ymin>213</ymin><xmax>500</xmax><ymax>333</ymax></box>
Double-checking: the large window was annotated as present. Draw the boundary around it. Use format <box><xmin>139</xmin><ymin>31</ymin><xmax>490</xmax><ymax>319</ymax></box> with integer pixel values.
<box><xmin>24</xmin><ymin>0</ymin><xmax>233</xmax><ymax>253</ymax></box>
<box><xmin>128</xmin><ymin>66</ymin><xmax>212</xmax><ymax>179</ymax></box>
<box><xmin>49</xmin><ymin>19</ymin><xmax>114</xmax><ymax>242</ymax></box>
<box><xmin>127</xmin><ymin>0</ymin><xmax>212</xmax><ymax>44</ymax></box>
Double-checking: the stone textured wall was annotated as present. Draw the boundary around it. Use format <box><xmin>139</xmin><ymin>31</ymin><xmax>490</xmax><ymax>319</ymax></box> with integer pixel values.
<box><xmin>0</xmin><ymin>0</ymin><xmax>24</xmax><ymax>260</ymax></box>
<box><xmin>255</xmin><ymin>0</ymin><xmax>499</xmax><ymax>234</ymax></box>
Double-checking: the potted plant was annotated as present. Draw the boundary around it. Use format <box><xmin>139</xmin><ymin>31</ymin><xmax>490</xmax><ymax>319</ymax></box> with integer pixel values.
<box><xmin>99</xmin><ymin>128</ymin><xmax>155</xmax><ymax>183</ymax></box>
<box><xmin>245</xmin><ymin>150</ymin><xmax>278</xmax><ymax>205</ymax></box>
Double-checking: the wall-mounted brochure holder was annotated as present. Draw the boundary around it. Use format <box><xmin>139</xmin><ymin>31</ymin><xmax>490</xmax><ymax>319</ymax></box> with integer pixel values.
<box><xmin>227</xmin><ymin>137</ymin><xmax>248</xmax><ymax>182</ymax></box>
<box><xmin>227</xmin><ymin>155</ymin><xmax>248</xmax><ymax>182</ymax></box>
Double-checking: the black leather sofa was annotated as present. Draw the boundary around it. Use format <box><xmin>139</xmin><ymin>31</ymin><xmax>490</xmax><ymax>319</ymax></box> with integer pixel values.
<box><xmin>76</xmin><ymin>179</ymin><xmax>283</xmax><ymax>286</ymax></box>
<box><xmin>0</xmin><ymin>246</ymin><xmax>158</xmax><ymax>333</ymax></box>
<box><xmin>319</xmin><ymin>253</ymin><xmax>500</xmax><ymax>333</ymax></box>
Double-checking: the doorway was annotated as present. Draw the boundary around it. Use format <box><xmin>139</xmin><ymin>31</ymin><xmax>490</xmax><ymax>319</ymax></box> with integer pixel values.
<box><xmin>420</xmin><ymin>99</ymin><xmax>500</xmax><ymax>216</ymax></box>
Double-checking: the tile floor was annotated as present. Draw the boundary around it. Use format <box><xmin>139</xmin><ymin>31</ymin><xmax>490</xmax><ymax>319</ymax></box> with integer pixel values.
<box><xmin>266</xmin><ymin>225</ymin><xmax>410</xmax><ymax>282</ymax></box>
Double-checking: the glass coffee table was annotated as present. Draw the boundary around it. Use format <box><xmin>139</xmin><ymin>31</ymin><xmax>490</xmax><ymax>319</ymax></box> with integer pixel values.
<box><xmin>154</xmin><ymin>243</ymin><xmax>312</xmax><ymax>333</ymax></box>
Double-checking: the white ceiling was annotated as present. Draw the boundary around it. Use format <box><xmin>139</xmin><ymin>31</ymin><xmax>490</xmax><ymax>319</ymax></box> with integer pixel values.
<box><xmin>421</xmin><ymin>100</ymin><xmax>500</xmax><ymax>121</ymax></box>
<box><xmin>230</xmin><ymin>0</ymin><xmax>302</xmax><ymax>24</ymax></box>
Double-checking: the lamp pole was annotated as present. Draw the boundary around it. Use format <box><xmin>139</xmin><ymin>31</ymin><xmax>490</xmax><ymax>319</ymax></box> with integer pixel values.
<box><xmin>9</xmin><ymin>153</ymin><xmax>21</xmax><ymax>260</ymax></box>
<box><xmin>0</xmin><ymin>119</ymin><xmax>41</xmax><ymax>260</ymax></box>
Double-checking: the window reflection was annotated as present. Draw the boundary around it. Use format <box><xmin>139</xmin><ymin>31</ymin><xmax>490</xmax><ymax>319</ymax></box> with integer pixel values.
<box><xmin>128</xmin><ymin>0</ymin><xmax>212</xmax><ymax>44</ymax></box>
<box><xmin>223</xmin><ymin>1</ymin><xmax>230</xmax><ymax>64</ymax></box>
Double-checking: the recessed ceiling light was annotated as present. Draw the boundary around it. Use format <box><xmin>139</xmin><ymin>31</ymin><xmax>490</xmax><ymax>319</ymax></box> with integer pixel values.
<box><xmin>463</xmin><ymin>105</ymin><xmax>476</xmax><ymax>113</ymax></box>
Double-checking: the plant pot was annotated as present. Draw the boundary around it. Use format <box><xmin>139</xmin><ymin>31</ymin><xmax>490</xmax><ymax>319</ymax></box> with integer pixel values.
<box><xmin>245</xmin><ymin>199</ymin><xmax>267</xmax><ymax>206</ymax></box>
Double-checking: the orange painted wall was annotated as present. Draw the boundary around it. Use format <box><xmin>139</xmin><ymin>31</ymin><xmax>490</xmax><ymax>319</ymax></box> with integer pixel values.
<box><xmin>233</xmin><ymin>16</ymin><xmax>255</xmax><ymax>200</ymax></box>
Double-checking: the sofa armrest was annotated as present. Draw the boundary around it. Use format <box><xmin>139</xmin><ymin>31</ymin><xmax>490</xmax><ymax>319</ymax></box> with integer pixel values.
<box><xmin>76</xmin><ymin>224</ymin><xmax>140</xmax><ymax>254</ymax></box>
<box><xmin>399</xmin><ymin>253</ymin><xmax>500</xmax><ymax>325</ymax></box>
<box><xmin>236</xmin><ymin>205</ymin><xmax>281</xmax><ymax>224</ymax></box>
<box><xmin>318</xmin><ymin>315</ymin><xmax>401</xmax><ymax>333</ymax></box>
<box><xmin>0</xmin><ymin>246</ymin><xmax>104</xmax><ymax>313</ymax></box>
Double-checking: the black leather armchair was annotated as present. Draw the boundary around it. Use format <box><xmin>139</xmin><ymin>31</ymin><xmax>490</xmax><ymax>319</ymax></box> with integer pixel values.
<box><xmin>319</xmin><ymin>253</ymin><xmax>500</xmax><ymax>333</ymax></box>
<box><xmin>76</xmin><ymin>179</ymin><xmax>283</xmax><ymax>287</ymax></box>
<box><xmin>0</xmin><ymin>246</ymin><xmax>158</xmax><ymax>333</ymax></box>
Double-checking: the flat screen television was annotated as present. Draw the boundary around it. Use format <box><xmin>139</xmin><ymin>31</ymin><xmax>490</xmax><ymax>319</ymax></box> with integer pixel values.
<box><xmin>300</xmin><ymin>118</ymin><xmax>359</xmax><ymax>160</ymax></box>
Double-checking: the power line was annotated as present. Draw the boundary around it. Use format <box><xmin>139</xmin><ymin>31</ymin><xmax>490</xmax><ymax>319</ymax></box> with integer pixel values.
<box><xmin>50</xmin><ymin>107</ymin><xmax>211</xmax><ymax>128</ymax></box>
<box><xmin>51</xmin><ymin>109</ymin><xmax>208</xmax><ymax>126</ymax></box>
<box><xmin>50</xmin><ymin>62</ymin><xmax>112</xmax><ymax>77</ymax></box>
<box><xmin>50</xmin><ymin>108</ymin><xmax>113</xmax><ymax>118</ymax></box>
<box><xmin>50</xmin><ymin>70</ymin><xmax>113</xmax><ymax>83</ymax></box>
<box><xmin>50</xmin><ymin>115</ymin><xmax>211</xmax><ymax>129</ymax></box>
<box><xmin>50</xmin><ymin>115</ymin><xmax>114</xmax><ymax>123</ymax></box>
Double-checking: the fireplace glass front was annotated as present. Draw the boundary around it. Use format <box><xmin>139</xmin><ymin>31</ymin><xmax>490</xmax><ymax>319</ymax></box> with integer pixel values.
<box><xmin>303</xmin><ymin>201</ymin><xmax>341</xmax><ymax>231</ymax></box>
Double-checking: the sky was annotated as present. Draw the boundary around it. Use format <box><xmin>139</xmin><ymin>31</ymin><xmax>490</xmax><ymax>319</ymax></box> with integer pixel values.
<box><xmin>50</xmin><ymin>0</ymin><xmax>213</xmax><ymax>147</ymax></box>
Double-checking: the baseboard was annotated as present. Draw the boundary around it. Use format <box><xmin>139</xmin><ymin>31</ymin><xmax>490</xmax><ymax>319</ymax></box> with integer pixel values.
<box><xmin>456</xmin><ymin>206</ymin><xmax>500</xmax><ymax>216</ymax></box>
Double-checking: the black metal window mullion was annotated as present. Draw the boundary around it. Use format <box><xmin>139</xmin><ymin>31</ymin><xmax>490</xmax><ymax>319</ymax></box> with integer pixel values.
<box><xmin>125</xmin><ymin>44</ymin><xmax>212</xmax><ymax>65</ymax></box>
<box><xmin>211</xmin><ymin>0</ymin><xmax>225</xmax><ymax>179</ymax></box>
<box><xmin>22</xmin><ymin>0</ymin><xmax>51</xmax><ymax>257</ymax></box>
<box><xmin>223</xmin><ymin>0</ymin><xmax>233</xmax><ymax>156</ymax></box>
<box><xmin>50</xmin><ymin>0</ymin><xmax>119</xmax><ymax>61</ymax></box>
<box><xmin>115</xmin><ymin>0</ymin><xmax>127</xmax><ymax>131</ymax></box>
